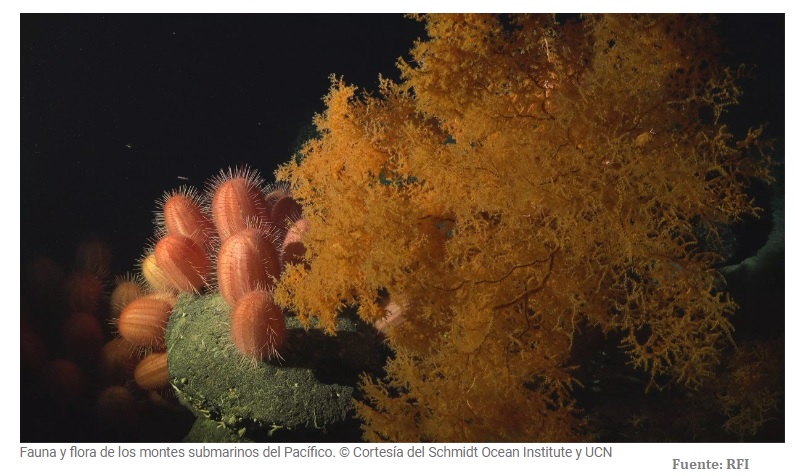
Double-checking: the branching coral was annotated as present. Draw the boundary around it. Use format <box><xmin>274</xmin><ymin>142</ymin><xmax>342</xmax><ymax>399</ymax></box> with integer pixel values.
<box><xmin>274</xmin><ymin>14</ymin><xmax>774</xmax><ymax>441</ymax></box>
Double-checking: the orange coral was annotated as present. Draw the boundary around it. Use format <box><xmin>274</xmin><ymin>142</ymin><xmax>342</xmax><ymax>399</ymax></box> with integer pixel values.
<box><xmin>274</xmin><ymin>14</ymin><xmax>773</xmax><ymax>441</ymax></box>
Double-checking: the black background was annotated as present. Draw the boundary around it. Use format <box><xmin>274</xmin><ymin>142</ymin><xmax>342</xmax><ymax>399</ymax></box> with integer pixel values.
<box><xmin>21</xmin><ymin>14</ymin><xmax>427</xmax><ymax>274</ymax></box>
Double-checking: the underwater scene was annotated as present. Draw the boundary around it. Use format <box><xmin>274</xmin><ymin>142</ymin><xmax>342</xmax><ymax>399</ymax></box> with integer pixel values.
<box><xmin>20</xmin><ymin>14</ymin><xmax>784</xmax><ymax>443</ymax></box>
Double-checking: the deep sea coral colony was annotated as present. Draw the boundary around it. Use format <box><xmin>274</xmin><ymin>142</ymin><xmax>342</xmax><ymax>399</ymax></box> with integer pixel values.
<box><xmin>272</xmin><ymin>14</ymin><xmax>777</xmax><ymax>441</ymax></box>
<box><xmin>113</xmin><ymin>14</ymin><xmax>779</xmax><ymax>443</ymax></box>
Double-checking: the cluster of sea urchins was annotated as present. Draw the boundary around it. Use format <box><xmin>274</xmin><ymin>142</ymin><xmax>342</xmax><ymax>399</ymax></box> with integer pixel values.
<box><xmin>116</xmin><ymin>165</ymin><xmax>307</xmax><ymax>387</ymax></box>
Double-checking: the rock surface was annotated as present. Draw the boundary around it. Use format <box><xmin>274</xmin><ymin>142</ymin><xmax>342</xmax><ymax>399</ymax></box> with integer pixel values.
<box><xmin>166</xmin><ymin>293</ymin><xmax>385</xmax><ymax>442</ymax></box>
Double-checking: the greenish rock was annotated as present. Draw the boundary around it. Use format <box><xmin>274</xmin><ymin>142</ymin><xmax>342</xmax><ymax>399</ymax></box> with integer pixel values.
<box><xmin>183</xmin><ymin>414</ymin><xmax>250</xmax><ymax>443</ymax></box>
<box><xmin>166</xmin><ymin>293</ymin><xmax>386</xmax><ymax>442</ymax></box>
